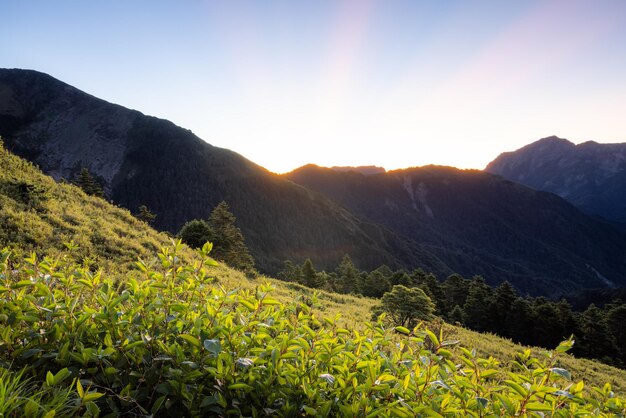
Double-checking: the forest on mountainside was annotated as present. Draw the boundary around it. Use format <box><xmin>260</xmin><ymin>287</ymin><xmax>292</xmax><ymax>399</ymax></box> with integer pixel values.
<box><xmin>279</xmin><ymin>257</ymin><xmax>626</xmax><ymax>368</ymax></box>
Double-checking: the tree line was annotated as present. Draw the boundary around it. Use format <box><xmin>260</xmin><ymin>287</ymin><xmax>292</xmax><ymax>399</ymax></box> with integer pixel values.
<box><xmin>278</xmin><ymin>256</ymin><xmax>626</xmax><ymax>368</ymax></box>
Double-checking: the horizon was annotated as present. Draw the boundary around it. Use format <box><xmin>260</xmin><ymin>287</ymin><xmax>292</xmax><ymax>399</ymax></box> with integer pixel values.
<box><xmin>2</xmin><ymin>1</ymin><xmax>626</xmax><ymax>173</ymax></box>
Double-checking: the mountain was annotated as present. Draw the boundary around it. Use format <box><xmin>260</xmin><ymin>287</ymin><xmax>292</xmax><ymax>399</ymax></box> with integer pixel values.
<box><xmin>285</xmin><ymin>164</ymin><xmax>626</xmax><ymax>295</ymax></box>
<box><xmin>486</xmin><ymin>136</ymin><xmax>626</xmax><ymax>224</ymax></box>
<box><xmin>330</xmin><ymin>165</ymin><xmax>386</xmax><ymax>175</ymax></box>
<box><xmin>4</xmin><ymin>69</ymin><xmax>626</xmax><ymax>296</ymax></box>
<box><xmin>0</xmin><ymin>68</ymin><xmax>442</xmax><ymax>274</ymax></box>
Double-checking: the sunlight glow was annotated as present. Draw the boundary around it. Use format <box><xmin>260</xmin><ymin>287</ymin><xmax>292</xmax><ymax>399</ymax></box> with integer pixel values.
<box><xmin>2</xmin><ymin>0</ymin><xmax>625</xmax><ymax>173</ymax></box>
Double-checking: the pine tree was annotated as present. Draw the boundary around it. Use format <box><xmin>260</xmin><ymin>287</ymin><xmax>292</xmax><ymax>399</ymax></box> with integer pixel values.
<box><xmin>278</xmin><ymin>260</ymin><xmax>301</xmax><ymax>282</ymax></box>
<box><xmin>606</xmin><ymin>302</ymin><xmax>626</xmax><ymax>364</ymax></box>
<box><xmin>361</xmin><ymin>269</ymin><xmax>391</xmax><ymax>298</ymax></box>
<box><xmin>442</xmin><ymin>274</ymin><xmax>470</xmax><ymax>314</ymax></box>
<box><xmin>75</xmin><ymin>167</ymin><xmax>104</xmax><ymax>198</ymax></box>
<box><xmin>335</xmin><ymin>254</ymin><xmax>359</xmax><ymax>294</ymax></box>
<box><xmin>207</xmin><ymin>201</ymin><xmax>255</xmax><ymax>275</ymax></box>
<box><xmin>491</xmin><ymin>281</ymin><xmax>517</xmax><ymax>334</ymax></box>
<box><xmin>411</xmin><ymin>269</ymin><xmax>445</xmax><ymax>311</ymax></box>
<box><xmin>448</xmin><ymin>305</ymin><xmax>465</xmax><ymax>325</ymax></box>
<box><xmin>462</xmin><ymin>277</ymin><xmax>492</xmax><ymax>331</ymax></box>
<box><xmin>300</xmin><ymin>258</ymin><xmax>318</xmax><ymax>288</ymax></box>
<box><xmin>136</xmin><ymin>205</ymin><xmax>157</xmax><ymax>225</ymax></box>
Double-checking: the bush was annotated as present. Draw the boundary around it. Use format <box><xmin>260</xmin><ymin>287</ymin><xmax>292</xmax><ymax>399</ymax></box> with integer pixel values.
<box><xmin>0</xmin><ymin>244</ymin><xmax>624</xmax><ymax>416</ymax></box>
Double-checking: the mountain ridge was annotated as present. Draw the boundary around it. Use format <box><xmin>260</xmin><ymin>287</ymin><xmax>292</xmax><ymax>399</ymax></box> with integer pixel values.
<box><xmin>486</xmin><ymin>136</ymin><xmax>626</xmax><ymax>224</ymax></box>
<box><xmin>0</xmin><ymin>68</ymin><xmax>441</xmax><ymax>274</ymax></box>
<box><xmin>285</xmin><ymin>163</ymin><xmax>626</xmax><ymax>295</ymax></box>
<box><xmin>3</xmin><ymin>68</ymin><xmax>626</xmax><ymax>296</ymax></box>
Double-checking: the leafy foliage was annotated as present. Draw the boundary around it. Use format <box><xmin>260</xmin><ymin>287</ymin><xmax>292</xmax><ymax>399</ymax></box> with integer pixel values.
<box><xmin>0</xmin><ymin>244</ymin><xmax>624</xmax><ymax>416</ymax></box>
<box><xmin>281</xmin><ymin>254</ymin><xmax>626</xmax><ymax>369</ymax></box>
<box><xmin>178</xmin><ymin>219</ymin><xmax>212</xmax><ymax>249</ymax></box>
<box><xmin>372</xmin><ymin>285</ymin><xmax>435</xmax><ymax>328</ymax></box>
<box><xmin>0</xmin><ymin>367</ymin><xmax>80</xmax><ymax>417</ymax></box>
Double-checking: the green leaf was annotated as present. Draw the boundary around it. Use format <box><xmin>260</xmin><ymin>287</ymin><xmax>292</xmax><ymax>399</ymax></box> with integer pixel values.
<box><xmin>76</xmin><ymin>379</ymin><xmax>84</xmax><ymax>398</ymax></box>
<box><xmin>12</xmin><ymin>279</ymin><xmax>33</xmax><ymax>289</ymax></box>
<box><xmin>424</xmin><ymin>329</ymin><xmax>439</xmax><ymax>347</ymax></box>
<box><xmin>525</xmin><ymin>402</ymin><xmax>552</xmax><ymax>412</ymax></box>
<box><xmin>228</xmin><ymin>383</ymin><xmax>253</xmax><ymax>391</ymax></box>
<box><xmin>476</xmin><ymin>397</ymin><xmax>489</xmax><ymax>409</ymax></box>
<box><xmin>481</xmin><ymin>369</ymin><xmax>499</xmax><ymax>379</ymax></box>
<box><xmin>550</xmin><ymin>367</ymin><xmax>571</xmax><ymax>380</ymax></box>
<box><xmin>85</xmin><ymin>401</ymin><xmax>100</xmax><ymax>416</ymax></box>
<box><xmin>203</xmin><ymin>339</ymin><xmax>221</xmax><ymax>356</ymax></box>
<box><xmin>152</xmin><ymin>395</ymin><xmax>167</xmax><ymax>415</ymax></box>
<box><xmin>46</xmin><ymin>371</ymin><xmax>55</xmax><ymax>386</ymax></box>
<box><xmin>83</xmin><ymin>392</ymin><xmax>105</xmax><ymax>402</ymax></box>
<box><xmin>53</xmin><ymin>368</ymin><xmax>71</xmax><ymax>385</ymax></box>
<box><xmin>180</xmin><ymin>334</ymin><xmax>201</xmax><ymax>348</ymax></box>
<box><xmin>505</xmin><ymin>380</ymin><xmax>527</xmax><ymax>397</ymax></box>
<box><xmin>555</xmin><ymin>339</ymin><xmax>574</xmax><ymax>353</ymax></box>
<box><xmin>395</xmin><ymin>326</ymin><xmax>410</xmax><ymax>335</ymax></box>
<box><xmin>262</xmin><ymin>298</ymin><xmax>280</xmax><ymax>305</ymax></box>
<box><xmin>239</xmin><ymin>299</ymin><xmax>256</xmax><ymax>311</ymax></box>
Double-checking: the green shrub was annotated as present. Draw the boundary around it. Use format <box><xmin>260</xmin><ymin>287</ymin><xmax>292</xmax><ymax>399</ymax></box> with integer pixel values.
<box><xmin>0</xmin><ymin>244</ymin><xmax>624</xmax><ymax>416</ymax></box>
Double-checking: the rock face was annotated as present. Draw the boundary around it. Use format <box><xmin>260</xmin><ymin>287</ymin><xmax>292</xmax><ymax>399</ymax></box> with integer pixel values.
<box><xmin>0</xmin><ymin>68</ymin><xmax>435</xmax><ymax>274</ymax></box>
<box><xmin>486</xmin><ymin>136</ymin><xmax>626</xmax><ymax>224</ymax></box>
<box><xmin>285</xmin><ymin>164</ymin><xmax>626</xmax><ymax>295</ymax></box>
<box><xmin>0</xmin><ymin>69</ymin><xmax>134</xmax><ymax>193</ymax></box>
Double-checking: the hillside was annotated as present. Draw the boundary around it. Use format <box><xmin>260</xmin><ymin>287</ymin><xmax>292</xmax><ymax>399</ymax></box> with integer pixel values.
<box><xmin>486</xmin><ymin>136</ymin><xmax>626</xmax><ymax>224</ymax></box>
<box><xmin>0</xmin><ymin>68</ymin><xmax>441</xmax><ymax>274</ymax></box>
<box><xmin>285</xmin><ymin>164</ymin><xmax>626</xmax><ymax>295</ymax></box>
<box><xmin>0</xmin><ymin>146</ymin><xmax>624</xmax><ymax>415</ymax></box>
<box><xmin>0</xmin><ymin>138</ymin><xmax>170</xmax><ymax>269</ymax></box>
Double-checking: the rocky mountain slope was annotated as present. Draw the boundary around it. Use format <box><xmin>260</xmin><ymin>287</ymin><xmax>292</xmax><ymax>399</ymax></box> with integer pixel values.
<box><xmin>0</xmin><ymin>68</ymin><xmax>439</xmax><ymax>274</ymax></box>
<box><xmin>285</xmin><ymin>164</ymin><xmax>626</xmax><ymax>295</ymax></box>
<box><xmin>486</xmin><ymin>136</ymin><xmax>626</xmax><ymax>224</ymax></box>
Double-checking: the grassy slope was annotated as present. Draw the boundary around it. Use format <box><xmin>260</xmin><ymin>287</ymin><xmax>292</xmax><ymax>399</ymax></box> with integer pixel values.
<box><xmin>1</xmin><ymin>141</ymin><xmax>624</xmax><ymax>395</ymax></box>
<box><xmin>0</xmin><ymin>140</ymin><xmax>184</xmax><ymax>270</ymax></box>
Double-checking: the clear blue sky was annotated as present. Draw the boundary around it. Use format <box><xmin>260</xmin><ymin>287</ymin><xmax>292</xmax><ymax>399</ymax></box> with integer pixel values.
<box><xmin>2</xmin><ymin>1</ymin><xmax>626</xmax><ymax>173</ymax></box>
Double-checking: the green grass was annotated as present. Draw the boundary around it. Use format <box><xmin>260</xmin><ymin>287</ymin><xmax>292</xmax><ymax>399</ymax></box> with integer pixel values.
<box><xmin>0</xmin><ymin>141</ymin><xmax>177</xmax><ymax>271</ymax></box>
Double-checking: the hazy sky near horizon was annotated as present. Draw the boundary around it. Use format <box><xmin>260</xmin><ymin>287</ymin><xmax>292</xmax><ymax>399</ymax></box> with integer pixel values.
<box><xmin>2</xmin><ymin>1</ymin><xmax>626</xmax><ymax>173</ymax></box>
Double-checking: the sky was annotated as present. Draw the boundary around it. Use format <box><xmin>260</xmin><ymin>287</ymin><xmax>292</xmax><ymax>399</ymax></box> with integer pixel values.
<box><xmin>2</xmin><ymin>0</ymin><xmax>626</xmax><ymax>173</ymax></box>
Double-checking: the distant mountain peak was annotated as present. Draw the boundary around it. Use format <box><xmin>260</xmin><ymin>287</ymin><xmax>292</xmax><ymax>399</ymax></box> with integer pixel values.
<box><xmin>486</xmin><ymin>136</ymin><xmax>626</xmax><ymax>224</ymax></box>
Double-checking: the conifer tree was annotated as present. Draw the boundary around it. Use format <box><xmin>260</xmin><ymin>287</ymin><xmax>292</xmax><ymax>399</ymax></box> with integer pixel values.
<box><xmin>278</xmin><ymin>260</ymin><xmax>301</xmax><ymax>282</ymax></box>
<box><xmin>75</xmin><ymin>167</ymin><xmax>104</xmax><ymax>198</ymax></box>
<box><xmin>136</xmin><ymin>205</ymin><xmax>157</xmax><ymax>225</ymax></box>
<box><xmin>462</xmin><ymin>277</ymin><xmax>492</xmax><ymax>331</ymax></box>
<box><xmin>491</xmin><ymin>281</ymin><xmax>517</xmax><ymax>334</ymax></box>
<box><xmin>411</xmin><ymin>270</ymin><xmax>445</xmax><ymax>311</ymax></box>
<box><xmin>207</xmin><ymin>201</ymin><xmax>255</xmax><ymax>275</ymax></box>
<box><xmin>300</xmin><ymin>258</ymin><xmax>318</xmax><ymax>288</ymax></box>
<box><xmin>335</xmin><ymin>254</ymin><xmax>359</xmax><ymax>294</ymax></box>
<box><xmin>361</xmin><ymin>268</ymin><xmax>391</xmax><ymax>298</ymax></box>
